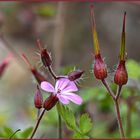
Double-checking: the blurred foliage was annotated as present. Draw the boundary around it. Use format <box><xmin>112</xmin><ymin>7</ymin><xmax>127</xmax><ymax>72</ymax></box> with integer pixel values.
<box><xmin>35</xmin><ymin>5</ymin><xmax>56</xmax><ymax>18</ymax></box>
<box><xmin>0</xmin><ymin>126</ymin><xmax>33</xmax><ymax>139</ymax></box>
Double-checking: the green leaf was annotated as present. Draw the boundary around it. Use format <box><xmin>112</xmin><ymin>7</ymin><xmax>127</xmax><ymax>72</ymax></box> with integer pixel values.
<box><xmin>3</xmin><ymin>126</ymin><xmax>19</xmax><ymax>138</ymax></box>
<box><xmin>73</xmin><ymin>132</ymin><xmax>89</xmax><ymax>139</ymax></box>
<box><xmin>57</xmin><ymin>102</ymin><xmax>78</xmax><ymax>132</ymax></box>
<box><xmin>127</xmin><ymin>60</ymin><xmax>140</xmax><ymax>79</ymax></box>
<box><xmin>79</xmin><ymin>113</ymin><xmax>93</xmax><ymax>134</ymax></box>
<box><xmin>20</xmin><ymin>127</ymin><xmax>33</xmax><ymax>138</ymax></box>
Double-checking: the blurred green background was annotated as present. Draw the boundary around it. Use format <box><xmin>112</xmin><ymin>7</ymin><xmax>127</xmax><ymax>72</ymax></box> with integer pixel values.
<box><xmin>0</xmin><ymin>1</ymin><xmax>140</xmax><ymax>138</ymax></box>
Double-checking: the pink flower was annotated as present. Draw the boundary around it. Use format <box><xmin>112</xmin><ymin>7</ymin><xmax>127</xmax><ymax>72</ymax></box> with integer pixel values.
<box><xmin>41</xmin><ymin>78</ymin><xmax>82</xmax><ymax>105</ymax></box>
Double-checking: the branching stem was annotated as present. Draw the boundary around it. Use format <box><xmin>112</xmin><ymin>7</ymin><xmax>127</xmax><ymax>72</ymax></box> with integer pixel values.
<box><xmin>102</xmin><ymin>79</ymin><xmax>125</xmax><ymax>138</ymax></box>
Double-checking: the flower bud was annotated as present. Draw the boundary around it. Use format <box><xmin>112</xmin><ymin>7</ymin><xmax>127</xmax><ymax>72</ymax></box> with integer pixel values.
<box><xmin>22</xmin><ymin>54</ymin><xmax>46</xmax><ymax>84</ymax></box>
<box><xmin>36</xmin><ymin>39</ymin><xmax>52</xmax><ymax>67</ymax></box>
<box><xmin>43</xmin><ymin>95</ymin><xmax>58</xmax><ymax>111</ymax></box>
<box><xmin>31</xmin><ymin>69</ymin><xmax>46</xmax><ymax>84</ymax></box>
<box><xmin>93</xmin><ymin>54</ymin><xmax>107</xmax><ymax>80</ymax></box>
<box><xmin>114</xmin><ymin>60</ymin><xmax>128</xmax><ymax>86</ymax></box>
<box><xmin>68</xmin><ymin>70</ymin><xmax>84</xmax><ymax>81</ymax></box>
<box><xmin>34</xmin><ymin>86</ymin><xmax>43</xmax><ymax>109</ymax></box>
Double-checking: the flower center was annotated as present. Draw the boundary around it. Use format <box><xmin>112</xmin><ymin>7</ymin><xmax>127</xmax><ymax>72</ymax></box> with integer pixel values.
<box><xmin>57</xmin><ymin>89</ymin><xmax>61</xmax><ymax>94</ymax></box>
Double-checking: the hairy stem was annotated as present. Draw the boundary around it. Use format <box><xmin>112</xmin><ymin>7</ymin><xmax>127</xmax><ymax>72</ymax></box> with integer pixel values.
<box><xmin>102</xmin><ymin>79</ymin><xmax>125</xmax><ymax>138</ymax></box>
<box><xmin>114</xmin><ymin>100</ymin><xmax>125</xmax><ymax>138</ymax></box>
<box><xmin>30</xmin><ymin>109</ymin><xmax>46</xmax><ymax>139</ymax></box>
<box><xmin>48</xmin><ymin>66</ymin><xmax>58</xmax><ymax>80</ymax></box>
<box><xmin>102</xmin><ymin>79</ymin><xmax>115</xmax><ymax>100</ymax></box>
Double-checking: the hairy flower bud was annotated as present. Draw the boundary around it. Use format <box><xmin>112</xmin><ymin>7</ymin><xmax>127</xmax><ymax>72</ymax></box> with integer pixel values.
<box><xmin>43</xmin><ymin>95</ymin><xmax>58</xmax><ymax>111</ymax></box>
<box><xmin>114</xmin><ymin>60</ymin><xmax>128</xmax><ymax>86</ymax></box>
<box><xmin>22</xmin><ymin>54</ymin><xmax>46</xmax><ymax>84</ymax></box>
<box><xmin>68</xmin><ymin>70</ymin><xmax>84</xmax><ymax>81</ymax></box>
<box><xmin>41</xmin><ymin>48</ymin><xmax>52</xmax><ymax>67</ymax></box>
<box><xmin>93</xmin><ymin>54</ymin><xmax>107</xmax><ymax>80</ymax></box>
<box><xmin>36</xmin><ymin>39</ymin><xmax>52</xmax><ymax>67</ymax></box>
<box><xmin>34</xmin><ymin>86</ymin><xmax>43</xmax><ymax>109</ymax></box>
<box><xmin>31</xmin><ymin>69</ymin><xmax>46</xmax><ymax>84</ymax></box>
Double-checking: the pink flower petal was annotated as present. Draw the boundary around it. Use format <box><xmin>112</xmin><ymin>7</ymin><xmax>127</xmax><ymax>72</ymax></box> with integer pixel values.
<box><xmin>63</xmin><ymin>93</ymin><xmax>82</xmax><ymax>105</ymax></box>
<box><xmin>57</xmin><ymin>94</ymin><xmax>70</xmax><ymax>104</ymax></box>
<box><xmin>62</xmin><ymin>81</ymin><xmax>78</xmax><ymax>93</ymax></box>
<box><xmin>41</xmin><ymin>81</ymin><xmax>55</xmax><ymax>93</ymax></box>
<box><xmin>55</xmin><ymin>78</ymin><xmax>70</xmax><ymax>91</ymax></box>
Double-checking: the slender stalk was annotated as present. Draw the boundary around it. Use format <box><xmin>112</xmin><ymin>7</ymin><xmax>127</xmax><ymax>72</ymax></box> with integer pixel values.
<box><xmin>102</xmin><ymin>79</ymin><xmax>125</xmax><ymax>138</ymax></box>
<box><xmin>115</xmin><ymin>85</ymin><xmax>122</xmax><ymax>100</ymax></box>
<box><xmin>30</xmin><ymin>109</ymin><xmax>46</xmax><ymax>139</ymax></box>
<box><xmin>9</xmin><ymin>129</ymin><xmax>21</xmax><ymax>139</ymax></box>
<box><xmin>126</xmin><ymin>105</ymin><xmax>131</xmax><ymax>137</ymax></box>
<box><xmin>102</xmin><ymin>79</ymin><xmax>115</xmax><ymax>100</ymax></box>
<box><xmin>58</xmin><ymin>113</ymin><xmax>62</xmax><ymax>138</ymax></box>
<box><xmin>114</xmin><ymin>100</ymin><xmax>125</xmax><ymax>138</ymax></box>
<box><xmin>48</xmin><ymin>66</ymin><xmax>58</xmax><ymax>80</ymax></box>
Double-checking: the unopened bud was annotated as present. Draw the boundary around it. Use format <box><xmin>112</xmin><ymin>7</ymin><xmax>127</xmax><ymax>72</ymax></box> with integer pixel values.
<box><xmin>34</xmin><ymin>86</ymin><xmax>43</xmax><ymax>109</ymax></box>
<box><xmin>93</xmin><ymin>54</ymin><xmax>107</xmax><ymax>80</ymax></box>
<box><xmin>22</xmin><ymin>54</ymin><xmax>46</xmax><ymax>84</ymax></box>
<box><xmin>68</xmin><ymin>70</ymin><xmax>84</xmax><ymax>81</ymax></box>
<box><xmin>41</xmin><ymin>48</ymin><xmax>52</xmax><ymax>67</ymax></box>
<box><xmin>36</xmin><ymin>39</ymin><xmax>52</xmax><ymax>67</ymax></box>
<box><xmin>114</xmin><ymin>60</ymin><xmax>128</xmax><ymax>86</ymax></box>
<box><xmin>43</xmin><ymin>95</ymin><xmax>58</xmax><ymax>111</ymax></box>
<box><xmin>31</xmin><ymin>69</ymin><xmax>46</xmax><ymax>84</ymax></box>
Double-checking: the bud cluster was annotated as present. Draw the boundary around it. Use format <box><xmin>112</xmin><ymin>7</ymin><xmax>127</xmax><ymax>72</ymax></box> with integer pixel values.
<box><xmin>22</xmin><ymin>38</ymin><xmax>84</xmax><ymax>113</ymax></box>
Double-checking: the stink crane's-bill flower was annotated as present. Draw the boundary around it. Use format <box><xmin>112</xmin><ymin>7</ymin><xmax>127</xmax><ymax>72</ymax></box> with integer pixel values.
<box><xmin>41</xmin><ymin>78</ymin><xmax>82</xmax><ymax>107</ymax></box>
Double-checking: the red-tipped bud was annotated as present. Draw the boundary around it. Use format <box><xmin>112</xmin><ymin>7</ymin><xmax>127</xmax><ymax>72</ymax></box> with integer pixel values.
<box><xmin>114</xmin><ymin>60</ymin><xmax>128</xmax><ymax>86</ymax></box>
<box><xmin>68</xmin><ymin>70</ymin><xmax>84</xmax><ymax>81</ymax></box>
<box><xmin>93</xmin><ymin>54</ymin><xmax>107</xmax><ymax>80</ymax></box>
<box><xmin>31</xmin><ymin>69</ymin><xmax>46</xmax><ymax>84</ymax></box>
<box><xmin>43</xmin><ymin>95</ymin><xmax>58</xmax><ymax>111</ymax></box>
<box><xmin>22</xmin><ymin>54</ymin><xmax>46</xmax><ymax>84</ymax></box>
<box><xmin>0</xmin><ymin>54</ymin><xmax>13</xmax><ymax>78</ymax></box>
<box><xmin>36</xmin><ymin>39</ymin><xmax>52</xmax><ymax>67</ymax></box>
<box><xmin>34</xmin><ymin>86</ymin><xmax>43</xmax><ymax>109</ymax></box>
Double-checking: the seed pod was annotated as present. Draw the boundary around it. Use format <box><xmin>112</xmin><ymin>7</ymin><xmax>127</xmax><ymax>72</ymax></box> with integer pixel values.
<box><xmin>93</xmin><ymin>54</ymin><xmax>107</xmax><ymax>80</ymax></box>
<box><xmin>36</xmin><ymin>39</ymin><xmax>52</xmax><ymax>67</ymax></box>
<box><xmin>114</xmin><ymin>12</ymin><xmax>128</xmax><ymax>86</ymax></box>
<box><xmin>114</xmin><ymin>60</ymin><xmax>128</xmax><ymax>86</ymax></box>
<box><xmin>68</xmin><ymin>70</ymin><xmax>84</xmax><ymax>81</ymax></box>
<box><xmin>34</xmin><ymin>86</ymin><xmax>43</xmax><ymax>109</ymax></box>
<box><xmin>43</xmin><ymin>95</ymin><xmax>58</xmax><ymax>111</ymax></box>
